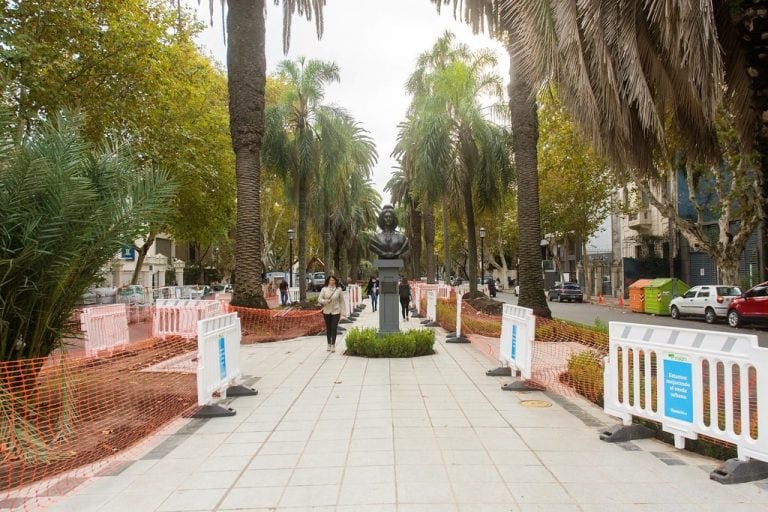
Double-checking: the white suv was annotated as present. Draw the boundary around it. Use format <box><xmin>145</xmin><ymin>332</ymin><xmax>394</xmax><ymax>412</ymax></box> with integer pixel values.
<box><xmin>669</xmin><ymin>284</ymin><xmax>742</xmax><ymax>324</ymax></box>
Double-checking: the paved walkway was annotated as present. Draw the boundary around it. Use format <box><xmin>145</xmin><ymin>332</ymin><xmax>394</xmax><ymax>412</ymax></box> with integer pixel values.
<box><xmin>43</xmin><ymin>304</ymin><xmax>768</xmax><ymax>511</ymax></box>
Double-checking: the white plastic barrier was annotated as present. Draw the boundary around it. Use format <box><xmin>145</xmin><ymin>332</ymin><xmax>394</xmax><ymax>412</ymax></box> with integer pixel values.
<box><xmin>348</xmin><ymin>284</ymin><xmax>360</xmax><ymax>309</ymax></box>
<box><xmin>288</xmin><ymin>287</ymin><xmax>300</xmax><ymax>303</ymax></box>
<box><xmin>499</xmin><ymin>304</ymin><xmax>535</xmax><ymax>379</ymax></box>
<box><xmin>604</xmin><ymin>322</ymin><xmax>767</xmax><ymax>460</ymax></box>
<box><xmin>426</xmin><ymin>290</ymin><xmax>437</xmax><ymax>322</ymax></box>
<box><xmin>412</xmin><ymin>285</ymin><xmax>422</xmax><ymax>314</ymax></box>
<box><xmin>438</xmin><ymin>285</ymin><xmax>451</xmax><ymax>299</ymax></box>
<box><xmin>196</xmin><ymin>313</ymin><xmax>242</xmax><ymax>407</ymax></box>
<box><xmin>153</xmin><ymin>299</ymin><xmax>223</xmax><ymax>339</ymax></box>
<box><xmin>457</xmin><ymin>283</ymin><xmax>469</xmax><ymax>297</ymax></box>
<box><xmin>80</xmin><ymin>304</ymin><xmax>130</xmax><ymax>357</ymax></box>
<box><xmin>343</xmin><ymin>290</ymin><xmax>352</xmax><ymax>317</ymax></box>
<box><xmin>454</xmin><ymin>287</ymin><xmax>464</xmax><ymax>337</ymax></box>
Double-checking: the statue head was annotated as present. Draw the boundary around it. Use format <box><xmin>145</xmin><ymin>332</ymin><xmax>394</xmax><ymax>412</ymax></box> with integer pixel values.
<box><xmin>377</xmin><ymin>205</ymin><xmax>398</xmax><ymax>232</ymax></box>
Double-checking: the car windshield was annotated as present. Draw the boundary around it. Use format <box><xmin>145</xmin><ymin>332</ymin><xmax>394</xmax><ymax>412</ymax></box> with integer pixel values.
<box><xmin>564</xmin><ymin>284</ymin><xmax>581</xmax><ymax>290</ymax></box>
<box><xmin>716</xmin><ymin>286</ymin><xmax>741</xmax><ymax>296</ymax></box>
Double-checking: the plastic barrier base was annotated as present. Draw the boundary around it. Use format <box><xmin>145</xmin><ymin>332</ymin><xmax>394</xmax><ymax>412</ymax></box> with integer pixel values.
<box><xmin>422</xmin><ymin>321</ymin><xmax>439</xmax><ymax>327</ymax></box>
<box><xmin>445</xmin><ymin>336</ymin><xmax>469</xmax><ymax>343</ymax></box>
<box><xmin>501</xmin><ymin>380</ymin><xmax>536</xmax><ymax>392</ymax></box>
<box><xmin>486</xmin><ymin>366</ymin><xmax>512</xmax><ymax>377</ymax></box>
<box><xmin>227</xmin><ymin>385</ymin><xmax>258</xmax><ymax>397</ymax></box>
<box><xmin>349</xmin><ymin>312</ymin><xmax>360</xmax><ymax>318</ymax></box>
<box><xmin>340</xmin><ymin>318</ymin><xmax>353</xmax><ymax>324</ymax></box>
<box><xmin>356</xmin><ymin>305</ymin><xmax>366</xmax><ymax>311</ymax></box>
<box><xmin>711</xmin><ymin>458</ymin><xmax>768</xmax><ymax>484</ymax></box>
<box><xmin>599</xmin><ymin>423</ymin><xmax>655</xmax><ymax>443</ymax></box>
<box><xmin>193</xmin><ymin>404</ymin><xmax>236</xmax><ymax>418</ymax></box>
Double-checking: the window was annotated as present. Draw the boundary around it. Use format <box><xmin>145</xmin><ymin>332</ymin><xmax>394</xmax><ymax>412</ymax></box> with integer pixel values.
<box><xmin>697</xmin><ymin>289</ymin><xmax>710</xmax><ymax>298</ymax></box>
<box><xmin>683</xmin><ymin>289</ymin><xmax>697</xmax><ymax>299</ymax></box>
<box><xmin>716</xmin><ymin>286</ymin><xmax>741</xmax><ymax>297</ymax></box>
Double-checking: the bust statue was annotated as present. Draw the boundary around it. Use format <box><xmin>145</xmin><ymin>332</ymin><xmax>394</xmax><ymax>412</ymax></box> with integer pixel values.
<box><xmin>369</xmin><ymin>205</ymin><xmax>410</xmax><ymax>259</ymax></box>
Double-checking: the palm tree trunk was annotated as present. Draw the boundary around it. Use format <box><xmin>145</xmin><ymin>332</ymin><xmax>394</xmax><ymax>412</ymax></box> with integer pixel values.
<box><xmin>227</xmin><ymin>0</ymin><xmax>267</xmax><ymax>308</ymax></box>
<box><xmin>508</xmin><ymin>43</ymin><xmax>551</xmax><ymax>317</ymax></box>
<box><xmin>464</xmin><ymin>176</ymin><xmax>478</xmax><ymax>294</ymax></box>
<box><xmin>442</xmin><ymin>208</ymin><xmax>451</xmax><ymax>283</ymax></box>
<box><xmin>423</xmin><ymin>206</ymin><xmax>436</xmax><ymax>283</ymax></box>
<box><xmin>410</xmin><ymin>201</ymin><xmax>422</xmax><ymax>279</ymax></box>
<box><xmin>348</xmin><ymin>241</ymin><xmax>359</xmax><ymax>283</ymax></box>
<box><xmin>297</xmin><ymin>174</ymin><xmax>309</xmax><ymax>300</ymax></box>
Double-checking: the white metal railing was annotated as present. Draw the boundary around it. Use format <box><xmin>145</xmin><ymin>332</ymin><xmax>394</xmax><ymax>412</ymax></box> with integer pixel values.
<box><xmin>499</xmin><ymin>304</ymin><xmax>535</xmax><ymax>379</ymax></box>
<box><xmin>153</xmin><ymin>299</ymin><xmax>222</xmax><ymax>339</ymax></box>
<box><xmin>80</xmin><ymin>304</ymin><xmax>130</xmax><ymax>357</ymax></box>
<box><xmin>604</xmin><ymin>322</ymin><xmax>767</xmax><ymax>462</ymax></box>
<box><xmin>196</xmin><ymin>313</ymin><xmax>242</xmax><ymax>407</ymax></box>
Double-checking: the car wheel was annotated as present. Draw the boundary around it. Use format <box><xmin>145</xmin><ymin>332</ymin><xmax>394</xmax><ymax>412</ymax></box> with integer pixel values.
<box><xmin>670</xmin><ymin>306</ymin><xmax>680</xmax><ymax>320</ymax></box>
<box><xmin>705</xmin><ymin>307</ymin><xmax>716</xmax><ymax>324</ymax></box>
<box><xmin>727</xmin><ymin>310</ymin><xmax>740</xmax><ymax>328</ymax></box>
<box><xmin>548</xmin><ymin>294</ymin><xmax>553</xmax><ymax>301</ymax></box>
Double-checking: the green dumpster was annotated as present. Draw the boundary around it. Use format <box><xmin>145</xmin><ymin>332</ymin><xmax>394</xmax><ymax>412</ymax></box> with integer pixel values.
<box><xmin>643</xmin><ymin>278</ymin><xmax>689</xmax><ymax>315</ymax></box>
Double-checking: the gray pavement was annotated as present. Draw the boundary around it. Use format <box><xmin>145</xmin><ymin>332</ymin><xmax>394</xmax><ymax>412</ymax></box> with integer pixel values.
<box><xmin>40</xmin><ymin>301</ymin><xmax>768</xmax><ymax>511</ymax></box>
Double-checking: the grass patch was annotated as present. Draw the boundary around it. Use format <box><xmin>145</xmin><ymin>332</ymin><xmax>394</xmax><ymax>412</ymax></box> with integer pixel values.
<box><xmin>345</xmin><ymin>328</ymin><xmax>435</xmax><ymax>358</ymax></box>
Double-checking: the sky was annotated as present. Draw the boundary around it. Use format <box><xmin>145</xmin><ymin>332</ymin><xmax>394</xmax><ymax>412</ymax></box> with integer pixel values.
<box><xmin>187</xmin><ymin>0</ymin><xmax>508</xmax><ymax>201</ymax></box>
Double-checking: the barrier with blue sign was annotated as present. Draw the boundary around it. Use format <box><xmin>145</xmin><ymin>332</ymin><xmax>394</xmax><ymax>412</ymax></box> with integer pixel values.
<box><xmin>602</xmin><ymin>322</ymin><xmax>768</xmax><ymax>484</ymax></box>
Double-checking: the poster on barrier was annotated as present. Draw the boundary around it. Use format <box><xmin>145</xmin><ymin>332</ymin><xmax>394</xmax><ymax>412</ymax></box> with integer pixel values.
<box><xmin>663</xmin><ymin>353</ymin><xmax>694</xmax><ymax>424</ymax></box>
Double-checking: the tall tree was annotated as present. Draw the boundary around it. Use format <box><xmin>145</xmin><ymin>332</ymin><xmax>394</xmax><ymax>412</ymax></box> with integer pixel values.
<box><xmin>430</xmin><ymin>4</ymin><xmax>552</xmax><ymax>315</ymax></box>
<box><xmin>263</xmin><ymin>57</ymin><xmax>376</xmax><ymax>300</ymax></box>
<box><xmin>195</xmin><ymin>0</ymin><xmax>327</xmax><ymax>308</ymax></box>
<box><xmin>399</xmin><ymin>33</ymin><xmax>514</xmax><ymax>294</ymax></box>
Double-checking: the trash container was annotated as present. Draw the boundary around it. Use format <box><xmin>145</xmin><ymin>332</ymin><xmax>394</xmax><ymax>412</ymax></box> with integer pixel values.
<box><xmin>629</xmin><ymin>279</ymin><xmax>652</xmax><ymax>313</ymax></box>
<box><xmin>643</xmin><ymin>278</ymin><xmax>689</xmax><ymax>315</ymax></box>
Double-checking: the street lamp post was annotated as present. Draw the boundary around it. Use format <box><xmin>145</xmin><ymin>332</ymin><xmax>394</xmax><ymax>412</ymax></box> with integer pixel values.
<box><xmin>287</xmin><ymin>229</ymin><xmax>295</xmax><ymax>287</ymax></box>
<box><xmin>479</xmin><ymin>227</ymin><xmax>486</xmax><ymax>287</ymax></box>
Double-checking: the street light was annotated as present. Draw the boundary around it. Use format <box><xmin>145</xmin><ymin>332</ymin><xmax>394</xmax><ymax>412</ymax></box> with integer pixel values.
<box><xmin>479</xmin><ymin>227</ymin><xmax>486</xmax><ymax>286</ymax></box>
<box><xmin>540</xmin><ymin>238</ymin><xmax>549</xmax><ymax>260</ymax></box>
<box><xmin>287</xmin><ymin>229</ymin><xmax>295</xmax><ymax>287</ymax></box>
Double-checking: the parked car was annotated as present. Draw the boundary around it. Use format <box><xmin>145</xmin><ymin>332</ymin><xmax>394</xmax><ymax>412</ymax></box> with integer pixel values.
<box><xmin>547</xmin><ymin>282</ymin><xmax>583</xmax><ymax>302</ymax></box>
<box><xmin>211</xmin><ymin>283</ymin><xmax>233</xmax><ymax>293</ymax></box>
<box><xmin>310</xmin><ymin>272</ymin><xmax>326</xmax><ymax>292</ymax></box>
<box><xmin>514</xmin><ymin>285</ymin><xmax>519</xmax><ymax>296</ymax></box>
<box><xmin>727</xmin><ymin>281</ymin><xmax>768</xmax><ymax>327</ymax></box>
<box><xmin>669</xmin><ymin>284</ymin><xmax>741</xmax><ymax>323</ymax></box>
<box><xmin>116</xmin><ymin>285</ymin><xmax>146</xmax><ymax>305</ymax></box>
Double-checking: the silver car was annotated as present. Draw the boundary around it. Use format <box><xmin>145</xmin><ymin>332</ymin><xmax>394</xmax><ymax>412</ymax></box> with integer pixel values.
<box><xmin>669</xmin><ymin>284</ymin><xmax>742</xmax><ymax>324</ymax></box>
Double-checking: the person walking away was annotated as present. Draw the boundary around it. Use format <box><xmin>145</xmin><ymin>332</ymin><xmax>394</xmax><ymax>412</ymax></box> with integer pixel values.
<box><xmin>398</xmin><ymin>277</ymin><xmax>412</xmax><ymax>321</ymax></box>
<box><xmin>279</xmin><ymin>278</ymin><xmax>289</xmax><ymax>305</ymax></box>
<box><xmin>364</xmin><ymin>277</ymin><xmax>379</xmax><ymax>312</ymax></box>
<box><xmin>487</xmin><ymin>278</ymin><xmax>497</xmax><ymax>298</ymax></box>
<box><xmin>318</xmin><ymin>275</ymin><xmax>345</xmax><ymax>352</ymax></box>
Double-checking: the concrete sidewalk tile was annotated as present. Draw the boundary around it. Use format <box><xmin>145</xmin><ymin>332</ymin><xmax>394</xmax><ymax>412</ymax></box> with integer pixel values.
<box><xmin>177</xmin><ymin>470</ymin><xmax>240</xmax><ymax>489</ymax></box>
<box><xmin>396</xmin><ymin>450</ymin><xmax>444</xmax><ymax>465</ymax></box>
<box><xmin>400</xmin><ymin>505</ymin><xmax>458</xmax><ymax>512</ymax></box>
<box><xmin>269</xmin><ymin>429</ymin><xmax>312</xmax><ymax>442</ymax></box>
<box><xmin>279</xmin><ymin>484</ymin><xmax>339</xmax><ymax>507</ymax></box>
<box><xmin>258</xmin><ymin>440</ymin><xmax>306</xmax><ymax>455</ymax></box>
<box><xmin>441</xmin><ymin>450</ymin><xmax>493</xmax><ymax>465</ymax></box>
<box><xmin>210</xmin><ymin>442</ymin><xmax>262</xmax><ymax>457</ymax></box>
<box><xmin>235</xmin><ymin>468</ymin><xmax>292</xmax><ymax>488</ymax></box>
<box><xmin>397</xmin><ymin>480</ymin><xmax>454</xmax><ymax>503</ymax></box>
<box><xmin>505</xmin><ymin>482</ymin><xmax>574</xmax><ymax>504</ymax></box>
<box><xmin>450</xmin><ymin>481</ymin><xmax>513</xmax><ymax>504</ymax></box>
<box><xmin>201</xmin><ymin>455</ymin><xmax>253</xmax><ymax>472</ymax></box>
<box><xmin>396</xmin><ymin>464</ymin><xmax>448</xmax><ymax>483</ymax></box>
<box><xmin>297</xmin><ymin>451</ymin><xmax>349</xmax><ymax>468</ymax></box>
<box><xmin>350</xmin><ymin>438</ymin><xmax>394</xmax><ymax>452</ymax></box>
<box><xmin>247</xmin><ymin>453</ymin><xmax>300</xmax><ymax>469</ymax></box>
<box><xmin>343</xmin><ymin>465</ymin><xmax>395</xmax><ymax>484</ymax></box>
<box><xmin>338</xmin><ymin>481</ymin><xmax>396</xmax><ymax>505</ymax></box>
<box><xmin>446</xmin><ymin>464</ymin><xmax>502</xmax><ymax>483</ymax></box>
<box><xmin>289</xmin><ymin>466</ymin><xmax>344</xmax><ymax>486</ymax></box>
<box><xmin>218</xmin><ymin>486</ymin><xmax>283</xmax><ymax>509</ymax></box>
<box><xmin>304</xmin><ymin>438</ymin><xmax>350</xmax><ymax>453</ymax></box>
<box><xmin>46</xmin><ymin>493</ymin><xmax>111</xmax><ymax>512</ymax></box>
<box><xmin>100</xmin><ymin>490</ymin><xmax>173</xmax><ymax>512</ymax></box>
<box><xmin>348</xmin><ymin>450</ymin><xmax>395</xmax><ymax>466</ymax></box>
<box><xmin>157</xmin><ymin>488</ymin><xmax>227</xmax><ymax>511</ymax></box>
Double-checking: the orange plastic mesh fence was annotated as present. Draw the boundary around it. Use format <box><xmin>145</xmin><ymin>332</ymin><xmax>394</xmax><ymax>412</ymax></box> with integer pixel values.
<box><xmin>1</xmin><ymin>303</ymin><xmax>326</xmax><ymax>509</ymax></box>
<box><xmin>229</xmin><ymin>305</ymin><xmax>324</xmax><ymax>343</ymax></box>
<box><xmin>0</xmin><ymin>336</ymin><xmax>197</xmax><ymax>510</ymax></box>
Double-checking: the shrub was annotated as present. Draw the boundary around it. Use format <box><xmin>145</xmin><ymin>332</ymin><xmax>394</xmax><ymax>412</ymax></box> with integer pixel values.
<box><xmin>565</xmin><ymin>350</ymin><xmax>604</xmax><ymax>405</ymax></box>
<box><xmin>345</xmin><ymin>328</ymin><xmax>435</xmax><ymax>358</ymax></box>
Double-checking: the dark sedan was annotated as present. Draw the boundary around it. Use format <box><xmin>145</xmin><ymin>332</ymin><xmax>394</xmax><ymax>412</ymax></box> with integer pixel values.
<box><xmin>547</xmin><ymin>282</ymin><xmax>583</xmax><ymax>303</ymax></box>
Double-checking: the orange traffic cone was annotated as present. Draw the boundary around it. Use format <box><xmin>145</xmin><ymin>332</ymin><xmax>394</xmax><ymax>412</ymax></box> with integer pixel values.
<box><xmin>618</xmin><ymin>295</ymin><xmax>625</xmax><ymax>307</ymax></box>
<box><xmin>598</xmin><ymin>294</ymin><xmax>604</xmax><ymax>305</ymax></box>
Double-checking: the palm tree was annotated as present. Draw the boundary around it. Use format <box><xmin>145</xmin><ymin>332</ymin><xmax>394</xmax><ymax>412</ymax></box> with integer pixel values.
<box><xmin>399</xmin><ymin>33</ymin><xmax>514</xmax><ymax>294</ymax></box>
<box><xmin>194</xmin><ymin>1</ymin><xmax>326</xmax><ymax>308</ymax></box>
<box><xmin>264</xmin><ymin>57</ymin><xmax>376</xmax><ymax>300</ymax></box>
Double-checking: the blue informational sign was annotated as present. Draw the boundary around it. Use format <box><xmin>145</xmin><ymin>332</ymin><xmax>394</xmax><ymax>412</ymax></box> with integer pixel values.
<box><xmin>120</xmin><ymin>246</ymin><xmax>136</xmax><ymax>260</ymax></box>
<box><xmin>664</xmin><ymin>356</ymin><xmax>694</xmax><ymax>423</ymax></box>
<box><xmin>510</xmin><ymin>324</ymin><xmax>517</xmax><ymax>360</ymax></box>
<box><xmin>218</xmin><ymin>336</ymin><xmax>227</xmax><ymax>380</ymax></box>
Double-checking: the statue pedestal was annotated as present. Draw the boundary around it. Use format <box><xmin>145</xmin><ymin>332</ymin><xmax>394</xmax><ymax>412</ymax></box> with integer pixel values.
<box><xmin>374</xmin><ymin>259</ymin><xmax>403</xmax><ymax>334</ymax></box>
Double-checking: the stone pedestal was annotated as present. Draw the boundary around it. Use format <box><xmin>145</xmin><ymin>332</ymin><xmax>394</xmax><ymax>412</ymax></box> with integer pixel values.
<box><xmin>374</xmin><ymin>259</ymin><xmax>403</xmax><ymax>334</ymax></box>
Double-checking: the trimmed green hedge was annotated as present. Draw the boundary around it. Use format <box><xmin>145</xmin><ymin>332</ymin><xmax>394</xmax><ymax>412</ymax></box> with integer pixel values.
<box><xmin>345</xmin><ymin>328</ymin><xmax>435</xmax><ymax>357</ymax></box>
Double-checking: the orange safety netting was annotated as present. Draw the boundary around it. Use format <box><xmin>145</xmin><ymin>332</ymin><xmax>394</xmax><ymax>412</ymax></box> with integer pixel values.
<box><xmin>1</xmin><ymin>302</ymin><xmax>327</xmax><ymax>510</ymax></box>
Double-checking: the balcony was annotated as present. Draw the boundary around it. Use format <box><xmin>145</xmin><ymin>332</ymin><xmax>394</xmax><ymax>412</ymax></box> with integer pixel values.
<box><xmin>628</xmin><ymin>209</ymin><xmax>652</xmax><ymax>230</ymax></box>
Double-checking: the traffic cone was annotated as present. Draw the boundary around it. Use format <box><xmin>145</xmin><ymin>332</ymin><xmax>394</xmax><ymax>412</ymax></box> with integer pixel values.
<box><xmin>618</xmin><ymin>295</ymin><xmax>625</xmax><ymax>307</ymax></box>
<box><xmin>598</xmin><ymin>294</ymin><xmax>604</xmax><ymax>305</ymax></box>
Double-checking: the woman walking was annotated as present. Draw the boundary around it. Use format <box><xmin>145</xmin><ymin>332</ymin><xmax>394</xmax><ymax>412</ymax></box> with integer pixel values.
<box><xmin>398</xmin><ymin>276</ymin><xmax>412</xmax><ymax>321</ymax></box>
<box><xmin>318</xmin><ymin>275</ymin><xmax>346</xmax><ymax>352</ymax></box>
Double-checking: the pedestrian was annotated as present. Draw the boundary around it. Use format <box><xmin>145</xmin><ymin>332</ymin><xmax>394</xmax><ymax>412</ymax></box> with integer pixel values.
<box><xmin>398</xmin><ymin>276</ymin><xmax>412</xmax><ymax>321</ymax></box>
<box><xmin>279</xmin><ymin>278</ymin><xmax>289</xmax><ymax>305</ymax></box>
<box><xmin>487</xmin><ymin>277</ymin><xmax>497</xmax><ymax>298</ymax></box>
<box><xmin>364</xmin><ymin>277</ymin><xmax>379</xmax><ymax>312</ymax></box>
<box><xmin>318</xmin><ymin>275</ymin><xmax>346</xmax><ymax>352</ymax></box>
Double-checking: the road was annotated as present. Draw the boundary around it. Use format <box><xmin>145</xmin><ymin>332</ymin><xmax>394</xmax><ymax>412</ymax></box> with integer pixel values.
<box><xmin>493</xmin><ymin>290</ymin><xmax>768</xmax><ymax>347</ymax></box>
